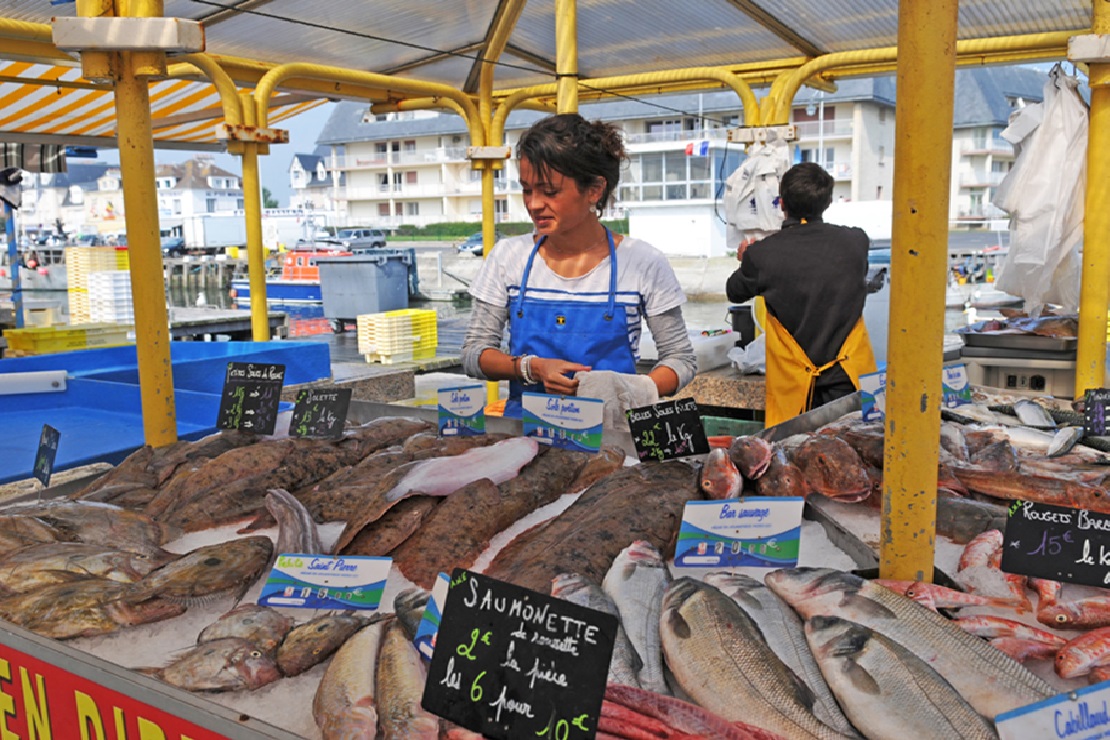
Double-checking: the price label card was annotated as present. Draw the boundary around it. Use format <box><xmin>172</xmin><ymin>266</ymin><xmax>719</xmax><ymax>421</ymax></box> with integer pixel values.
<box><xmin>217</xmin><ymin>362</ymin><xmax>285</xmax><ymax>435</ymax></box>
<box><xmin>1000</xmin><ymin>500</ymin><xmax>1110</xmax><ymax>588</ymax></box>
<box><xmin>1084</xmin><ymin>388</ymin><xmax>1110</xmax><ymax>436</ymax></box>
<box><xmin>32</xmin><ymin>424</ymin><xmax>60</xmax><ymax>488</ymax></box>
<box><xmin>626</xmin><ymin>398</ymin><xmax>710</xmax><ymax>462</ymax></box>
<box><xmin>439</xmin><ymin>385</ymin><xmax>486</xmax><ymax>437</ymax></box>
<box><xmin>414</xmin><ymin>571</ymin><xmax>452</xmax><ymax>659</ymax></box>
<box><xmin>673</xmin><ymin>498</ymin><xmax>805</xmax><ymax>573</ymax></box>
<box><xmin>289</xmin><ymin>387</ymin><xmax>351</xmax><ymax>439</ymax></box>
<box><xmin>421</xmin><ymin>569</ymin><xmax>617</xmax><ymax>740</ymax></box>
<box><xmin>996</xmin><ymin>681</ymin><xmax>1110</xmax><ymax>740</ymax></box>
<box><xmin>861</xmin><ymin>365</ymin><xmax>972</xmax><ymax>422</ymax></box>
<box><xmin>521</xmin><ymin>393</ymin><xmax>603</xmax><ymax>453</ymax></box>
<box><xmin>257</xmin><ymin>554</ymin><xmax>390</xmax><ymax>610</ymax></box>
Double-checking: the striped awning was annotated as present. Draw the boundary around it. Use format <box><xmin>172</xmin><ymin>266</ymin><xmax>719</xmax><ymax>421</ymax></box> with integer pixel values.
<box><xmin>0</xmin><ymin>60</ymin><xmax>325</xmax><ymax>150</ymax></box>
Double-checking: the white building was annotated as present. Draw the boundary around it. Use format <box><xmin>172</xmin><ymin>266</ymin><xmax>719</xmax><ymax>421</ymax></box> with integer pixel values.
<box><xmin>291</xmin><ymin>66</ymin><xmax>1047</xmax><ymax>257</ymax></box>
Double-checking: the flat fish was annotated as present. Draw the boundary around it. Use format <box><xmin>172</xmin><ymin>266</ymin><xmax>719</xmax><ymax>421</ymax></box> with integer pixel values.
<box><xmin>483</xmin><ymin>460</ymin><xmax>700</xmax><ymax>594</ymax></box>
<box><xmin>338</xmin><ymin>496</ymin><xmax>441</xmax><ymax>557</ymax></box>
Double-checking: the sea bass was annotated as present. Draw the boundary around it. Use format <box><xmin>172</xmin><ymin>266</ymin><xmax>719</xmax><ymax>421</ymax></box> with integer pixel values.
<box><xmin>705</xmin><ymin>572</ymin><xmax>857</xmax><ymax>737</ymax></box>
<box><xmin>314</xmin><ymin>617</ymin><xmax>391</xmax><ymax>740</ymax></box>
<box><xmin>143</xmin><ymin>637</ymin><xmax>281</xmax><ymax>692</ymax></box>
<box><xmin>660</xmin><ymin>578</ymin><xmax>851</xmax><ymax>739</ymax></box>
<box><xmin>765</xmin><ymin>568</ymin><xmax>1054</xmax><ymax>718</ymax></box>
<box><xmin>132</xmin><ymin>536</ymin><xmax>273</xmax><ymax>605</ymax></box>
<box><xmin>602</xmin><ymin>541</ymin><xmax>672</xmax><ymax>695</ymax></box>
<box><xmin>805</xmin><ymin>615</ymin><xmax>998</xmax><ymax>740</ymax></box>
<box><xmin>551</xmin><ymin>573</ymin><xmax>642</xmax><ymax>689</ymax></box>
<box><xmin>277</xmin><ymin>611</ymin><xmax>376</xmax><ymax>677</ymax></box>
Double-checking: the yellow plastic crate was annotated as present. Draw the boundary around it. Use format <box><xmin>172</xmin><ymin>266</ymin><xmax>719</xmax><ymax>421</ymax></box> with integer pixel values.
<box><xmin>3</xmin><ymin>323</ymin><xmax>133</xmax><ymax>355</ymax></box>
<box><xmin>356</xmin><ymin>308</ymin><xmax>437</xmax><ymax>362</ymax></box>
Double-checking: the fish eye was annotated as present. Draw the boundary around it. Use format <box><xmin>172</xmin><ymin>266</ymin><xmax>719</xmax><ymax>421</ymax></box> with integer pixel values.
<box><xmin>203</xmin><ymin>557</ymin><xmax>221</xmax><ymax>566</ymax></box>
<box><xmin>250</xmin><ymin>650</ymin><xmax>262</xmax><ymax>658</ymax></box>
<box><xmin>1055</xmin><ymin>614</ymin><xmax>1069</xmax><ymax>624</ymax></box>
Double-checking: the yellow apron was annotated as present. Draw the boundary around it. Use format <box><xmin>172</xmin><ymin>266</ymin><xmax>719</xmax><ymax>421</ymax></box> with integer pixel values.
<box><xmin>763</xmin><ymin>312</ymin><xmax>877</xmax><ymax>427</ymax></box>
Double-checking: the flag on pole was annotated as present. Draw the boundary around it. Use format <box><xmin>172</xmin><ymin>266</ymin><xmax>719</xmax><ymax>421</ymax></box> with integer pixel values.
<box><xmin>685</xmin><ymin>141</ymin><xmax>709</xmax><ymax>156</ymax></box>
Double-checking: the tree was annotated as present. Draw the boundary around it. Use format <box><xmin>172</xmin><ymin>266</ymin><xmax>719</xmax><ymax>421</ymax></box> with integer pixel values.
<box><xmin>262</xmin><ymin>187</ymin><xmax>279</xmax><ymax>209</ymax></box>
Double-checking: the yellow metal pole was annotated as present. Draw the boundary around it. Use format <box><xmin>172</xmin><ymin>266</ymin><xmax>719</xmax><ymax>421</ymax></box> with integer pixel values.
<box><xmin>1075</xmin><ymin>4</ymin><xmax>1110</xmax><ymax>397</ymax></box>
<box><xmin>880</xmin><ymin>0</ymin><xmax>959</xmax><ymax>581</ymax></box>
<box><xmin>554</xmin><ymin>0</ymin><xmax>578</xmax><ymax>113</ymax></box>
<box><xmin>112</xmin><ymin>0</ymin><xmax>177</xmax><ymax>447</ymax></box>
<box><xmin>241</xmin><ymin>91</ymin><xmax>269</xmax><ymax>341</ymax></box>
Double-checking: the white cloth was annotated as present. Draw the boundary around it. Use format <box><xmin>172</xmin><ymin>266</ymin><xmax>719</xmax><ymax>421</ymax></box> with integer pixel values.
<box><xmin>469</xmin><ymin>234</ymin><xmax>686</xmax><ymax>362</ymax></box>
<box><xmin>576</xmin><ymin>370</ymin><xmax>659</xmax><ymax>457</ymax></box>
<box><xmin>722</xmin><ymin>137</ymin><xmax>790</xmax><ymax>248</ymax></box>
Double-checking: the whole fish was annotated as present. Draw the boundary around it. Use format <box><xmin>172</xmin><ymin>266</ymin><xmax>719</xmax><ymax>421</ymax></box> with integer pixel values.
<box><xmin>0</xmin><ymin>515</ymin><xmax>64</xmax><ymax>556</ymax></box>
<box><xmin>954</xmin><ymin>614</ymin><xmax>1067</xmax><ymax>648</ymax></box>
<box><xmin>0</xmin><ymin>579</ymin><xmax>184</xmax><ymax>640</ymax></box>
<box><xmin>375</xmin><ymin>620</ymin><xmax>439</xmax><ymax>739</ymax></box>
<box><xmin>805</xmin><ymin>615</ymin><xmax>998</xmax><ymax>740</ymax></box>
<box><xmin>729</xmin><ymin>435</ymin><xmax>774</xmax><ymax>479</ymax></box>
<box><xmin>705</xmin><ymin>572</ymin><xmax>857</xmax><ymax>737</ymax></box>
<box><xmin>1</xmin><ymin>500</ymin><xmax>171</xmax><ymax>556</ymax></box>
<box><xmin>959</xmin><ymin>529</ymin><xmax>1003</xmax><ymax>571</ymax></box>
<box><xmin>699</xmin><ymin>449</ymin><xmax>741</xmax><ymax>499</ymax></box>
<box><xmin>1013</xmin><ymin>398</ymin><xmax>1057</xmax><ymax>429</ymax></box>
<box><xmin>197</xmin><ymin>604</ymin><xmax>293</xmax><ymax>654</ymax></box>
<box><xmin>277</xmin><ymin>611</ymin><xmax>375</xmax><ymax>677</ymax></box>
<box><xmin>754</xmin><ymin>448</ymin><xmax>812</xmax><ymax>498</ymax></box>
<box><xmin>144</xmin><ymin>637</ymin><xmax>281</xmax><ymax>692</ymax></box>
<box><xmin>874</xmin><ymin>579</ymin><xmax>1026</xmax><ymax>611</ymax></box>
<box><xmin>265</xmin><ymin>488</ymin><xmax>325</xmax><ymax>557</ymax></box>
<box><xmin>601</xmin><ymin>683</ymin><xmax>785</xmax><ymax>739</ymax></box>
<box><xmin>935</xmin><ymin>492</ymin><xmax>1007</xmax><ymax>545</ymax></box>
<box><xmin>602</xmin><ymin>541</ymin><xmax>672</xmax><ymax>695</ymax></box>
<box><xmin>384</xmin><ymin>436</ymin><xmax>540</xmax><ymax>503</ymax></box>
<box><xmin>990</xmin><ymin>637</ymin><xmax>1062</xmax><ymax>663</ymax></box>
<box><xmin>394</xmin><ymin>588</ymin><xmax>430</xmax><ymax>643</ymax></box>
<box><xmin>1038</xmin><ymin>596</ymin><xmax>1110</xmax><ymax>629</ymax></box>
<box><xmin>314</xmin><ymin>617</ymin><xmax>391</xmax><ymax>740</ymax></box>
<box><xmin>551</xmin><ymin>572</ymin><xmax>642</xmax><ymax>689</ymax></box>
<box><xmin>132</xmin><ymin>536</ymin><xmax>273</xmax><ymax>605</ymax></box>
<box><xmin>788</xmin><ymin>435</ymin><xmax>870</xmax><ymax>503</ymax></box>
<box><xmin>660</xmin><ymin>578</ymin><xmax>849</xmax><ymax>739</ymax></box>
<box><xmin>0</xmin><ymin>542</ymin><xmax>176</xmax><ymax>593</ymax></box>
<box><xmin>765</xmin><ymin>568</ymin><xmax>1054</xmax><ymax>718</ymax></box>
<box><xmin>1029</xmin><ymin>577</ymin><xmax>1062</xmax><ymax>608</ymax></box>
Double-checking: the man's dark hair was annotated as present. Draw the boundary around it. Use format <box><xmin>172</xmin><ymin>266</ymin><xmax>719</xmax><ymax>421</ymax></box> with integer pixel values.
<box><xmin>779</xmin><ymin>162</ymin><xmax>834</xmax><ymax>220</ymax></box>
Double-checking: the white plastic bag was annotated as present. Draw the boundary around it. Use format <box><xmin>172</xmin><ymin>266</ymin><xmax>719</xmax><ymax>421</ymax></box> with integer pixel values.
<box><xmin>728</xmin><ymin>333</ymin><xmax>766</xmax><ymax>375</ymax></box>
<box><xmin>992</xmin><ymin>64</ymin><xmax>1087</xmax><ymax>317</ymax></box>
<box><xmin>723</xmin><ymin>135</ymin><xmax>790</xmax><ymax>248</ymax></box>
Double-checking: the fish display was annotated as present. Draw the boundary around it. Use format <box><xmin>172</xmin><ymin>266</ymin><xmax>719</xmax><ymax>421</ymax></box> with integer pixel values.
<box><xmin>660</xmin><ymin>578</ymin><xmax>850</xmax><ymax>739</ymax></box>
<box><xmin>484</xmin><ymin>460</ymin><xmax>700</xmax><ymax>593</ymax></box>
<box><xmin>805</xmin><ymin>615</ymin><xmax>999</xmax><ymax>740</ymax></box>
<box><xmin>765</xmin><ymin>568</ymin><xmax>1055</xmax><ymax>718</ymax></box>
<box><xmin>705</xmin><ymin>572</ymin><xmax>857</xmax><ymax>736</ymax></box>
<box><xmin>142</xmin><ymin>637</ymin><xmax>281</xmax><ymax>692</ymax></box>
<box><xmin>602</xmin><ymin>541</ymin><xmax>672</xmax><ymax>696</ymax></box>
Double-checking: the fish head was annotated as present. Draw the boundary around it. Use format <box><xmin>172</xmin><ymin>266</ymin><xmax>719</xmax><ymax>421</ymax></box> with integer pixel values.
<box><xmin>699</xmin><ymin>449</ymin><xmax>741</xmax><ymax>500</ymax></box>
<box><xmin>623</xmin><ymin>540</ymin><xmax>664</xmax><ymax>566</ymax></box>
<box><xmin>1055</xmin><ymin>644</ymin><xmax>1094</xmax><ymax>680</ymax></box>
<box><xmin>792</xmin><ymin>436</ymin><xmax>870</xmax><ymax>502</ymax></box>
<box><xmin>1037</xmin><ymin>602</ymin><xmax>1083</xmax><ymax>629</ymax></box>
<box><xmin>661</xmin><ymin>578</ymin><xmax>706</xmax><ymax>638</ymax></box>
<box><xmin>728</xmin><ymin>436</ymin><xmax>773</xmax><ymax>479</ymax></box>
<box><xmin>232</xmin><ymin>643</ymin><xmax>282</xmax><ymax>690</ymax></box>
<box><xmin>395</xmin><ymin>588</ymin><xmax>431</xmax><ymax>613</ymax></box>
<box><xmin>140</xmin><ymin>536</ymin><xmax>274</xmax><ymax>603</ymax></box>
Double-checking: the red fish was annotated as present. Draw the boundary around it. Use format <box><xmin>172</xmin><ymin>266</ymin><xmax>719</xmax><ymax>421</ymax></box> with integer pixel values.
<box><xmin>728</xmin><ymin>436</ymin><xmax>773</xmax><ymax>480</ymax></box>
<box><xmin>959</xmin><ymin>529</ymin><xmax>1003</xmax><ymax>572</ymax></box>
<box><xmin>955</xmin><ymin>615</ymin><xmax>1066</xmax><ymax>647</ymax></box>
<box><xmin>699</xmin><ymin>449</ymin><xmax>741</xmax><ymax>500</ymax></box>
<box><xmin>1040</xmin><ymin>597</ymin><xmax>1110</xmax><ymax>630</ymax></box>
<box><xmin>991</xmin><ymin>637</ymin><xmax>1061</xmax><ymax>663</ymax></box>
<box><xmin>1056</xmin><ymin>626</ymin><xmax>1110</xmax><ymax>678</ymax></box>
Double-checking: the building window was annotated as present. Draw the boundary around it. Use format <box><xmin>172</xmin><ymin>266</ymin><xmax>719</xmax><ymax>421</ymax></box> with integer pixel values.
<box><xmin>237</xmin><ymin>199</ymin><xmax>244</xmax><ymax>210</ymax></box>
<box><xmin>378</xmin><ymin>203</ymin><xmax>390</xmax><ymax>216</ymax></box>
<box><xmin>879</xmin><ymin>108</ymin><xmax>887</xmax><ymax>123</ymax></box>
<box><xmin>878</xmin><ymin>146</ymin><xmax>886</xmax><ymax>167</ymax></box>
<box><xmin>173</xmin><ymin>199</ymin><xmax>182</xmax><ymax>215</ymax></box>
<box><xmin>406</xmin><ymin>171</ymin><xmax>418</xmax><ymax>185</ymax></box>
<box><xmin>494</xmin><ymin>199</ymin><xmax>508</xmax><ymax>215</ymax></box>
<box><xmin>205</xmin><ymin>197</ymin><xmax>217</xmax><ymax>213</ymax></box>
<box><xmin>392</xmin><ymin>172</ymin><xmax>403</xmax><ymax>191</ymax></box>
<box><xmin>405</xmin><ymin>202</ymin><xmax>419</xmax><ymax>216</ymax></box>
<box><xmin>379</xmin><ymin>174</ymin><xmax>390</xmax><ymax>192</ymax></box>
<box><xmin>403</xmin><ymin>140</ymin><xmax>416</xmax><ymax>152</ymax></box>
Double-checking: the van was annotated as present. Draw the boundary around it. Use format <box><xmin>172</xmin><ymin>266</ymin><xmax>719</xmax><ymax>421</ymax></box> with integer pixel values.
<box><xmin>336</xmin><ymin>228</ymin><xmax>387</xmax><ymax>250</ymax></box>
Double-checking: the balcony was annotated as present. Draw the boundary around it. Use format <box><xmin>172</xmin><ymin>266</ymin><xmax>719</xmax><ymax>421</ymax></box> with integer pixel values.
<box><xmin>958</xmin><ymin>171</ymin><xmax>1007</xmax><ymax>188</ymax></box>
<box><xmin>822</xmin><ymin>161</ymin><xmax>853</xmax><ymax>181</ymax></box>
<box><xmin>793</xmin><ymin>118</ymin><xmax>854</xmax><ymax>139</ymax></box>
<box><xmin>961</xmin><ymin>138</ymin><xmax>1013</xmax><ymax>156</ymax></box>
<box><xmin>623</xmin><ymin>129</ymin><xmax>731</xmax><ymax>146</ymax></box>
<box><xmin>331</xmin><ymin>147</ymin><xmax>470</xmax><ymax>169</ymax></box>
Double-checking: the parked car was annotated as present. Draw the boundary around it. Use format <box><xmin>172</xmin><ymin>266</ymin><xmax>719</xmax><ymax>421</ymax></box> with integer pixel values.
<box><xmin>457</xmin><ymin>231</ymin><xmax>502</xmax><ymax>256</ymax></box>
<box><xmin>336</xmin><ymin>227</ymin><xmax>387</xmax><ymax>250</ymax></box>
<box><xmin>161</xmin><ymin>236</ymin><xmax>186</xmax><ymax>256</ymax></box>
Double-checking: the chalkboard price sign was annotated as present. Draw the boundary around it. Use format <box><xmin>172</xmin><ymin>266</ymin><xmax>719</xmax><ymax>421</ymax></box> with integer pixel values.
<box><xmin>421</xmin><ymin>569</ymin><xmax>617</xmax><ymax>740</ymax></box>
<box><xmin>216</xmin><ymin>362</ymin><xmax>285</xmax><ymax>436</ymax></box>
<box><xmin>626</xmin><ymin>398</ymin><xmax>710</xmax><ymax>462</ymax></box>
<box><xmin>1084</xmin><ymin>388</ymin><xmax>1110</xmax><ymax>436</ymax></box>
<box><xmin>1000</xmin><ymin>500</ymin><xmax>1110</xmax><ymax>588</ymax></box>
<box><xmin>289</xmin><ymin>387</ymin><xmax>351</xmax><ymax>439</ymax></box>
<box><xmin>32</xmin><ymin>424</ymin><xmax>60</xmax><ymax>488</ymax></box>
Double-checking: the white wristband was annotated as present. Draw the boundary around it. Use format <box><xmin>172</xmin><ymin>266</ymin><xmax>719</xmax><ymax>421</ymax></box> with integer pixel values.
<box><xmin>520</xmin><ymin>354</ymin><xmax>536</xmax><ymax>385</ymax></box>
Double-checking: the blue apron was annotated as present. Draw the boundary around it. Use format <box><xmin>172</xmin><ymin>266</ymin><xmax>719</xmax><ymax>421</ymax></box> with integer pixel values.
<box><xmin>503</xmin><ymin>228</ymin><xmax>637</xmax><ymax>417</ymax></box>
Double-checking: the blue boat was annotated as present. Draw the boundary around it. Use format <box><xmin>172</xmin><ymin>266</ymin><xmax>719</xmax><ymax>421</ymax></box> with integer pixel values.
<box><xmin>230</xmin><ymin>246</ymin><xmax>350</xmax><ymax>306</ymax></box>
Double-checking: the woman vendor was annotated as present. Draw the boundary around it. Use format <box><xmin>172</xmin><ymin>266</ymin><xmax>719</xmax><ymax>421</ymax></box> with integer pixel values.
<box><xmin>461</xmin><ymin>113</ymin><xmax>697</xmax><ymax>418</ymax></box>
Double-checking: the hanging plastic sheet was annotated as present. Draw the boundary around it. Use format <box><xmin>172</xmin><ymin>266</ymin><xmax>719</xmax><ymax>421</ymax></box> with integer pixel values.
<box><xmin>992</xmin><ymin>63</ymin><xmax>1088</xmax><ymax>317</ymax></box>
<box><xmin>722</xmin><ymin>133</ymin><xmax>790</xmax><ymax>248</ymax></box>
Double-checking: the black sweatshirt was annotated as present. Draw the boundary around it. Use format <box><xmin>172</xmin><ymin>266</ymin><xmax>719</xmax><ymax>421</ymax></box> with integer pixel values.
<box><xmin>725</xmin><ymin>217</ymin><xmax>870</xmax><ymax>389</ymax></box>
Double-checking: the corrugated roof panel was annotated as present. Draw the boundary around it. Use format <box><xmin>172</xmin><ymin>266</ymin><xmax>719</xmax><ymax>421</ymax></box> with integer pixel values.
<box><xmin>957</xmin><ymin>0</ymin><xmax>1089</xmax><ymax>38</ymax></box>
<box><xmin>757</xmin><ymin>0</ymin><xmax>898</xmax><ymax>53</ymax></box>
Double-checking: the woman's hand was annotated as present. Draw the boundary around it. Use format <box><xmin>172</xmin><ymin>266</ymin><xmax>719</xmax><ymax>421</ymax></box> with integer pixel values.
<box><xmin>531</xmin><ymin>357</ymin><xmax>591</xmax><ymax>396</ymax></box>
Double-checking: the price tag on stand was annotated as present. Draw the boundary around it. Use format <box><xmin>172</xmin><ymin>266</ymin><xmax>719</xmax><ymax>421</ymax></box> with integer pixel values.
<box><xmin>216</xmin><ymin>362</ymin><xmax>285</xmax><ymax>435</ymax></box>
<box><xmin>673</xmin><ymin>498</ymin><xmax>805</xmax><ymax>575</ymax></box>
<box><xmin>626</xmin><ymin>398</ymin><xmax>710</xmax><ymax>462</ymax></box>
<box><xmin>32</xmin><ymin>424</ymin><xmax>60</xmax><ymax>488</ymax></box>
<box><xmin>1084</xmin><ymin>388</ymin><xmax>1110</xmax><ymax>436</ymax></box>
<box><xmin>1000</xmin><ymin>500</ymin><xmax>1110</xmax><ymax>588</ymax></box>
<box><xmin>439</xmin><ymin>385</ymin><xmax>486</xmax><ymax>437</ymax></box>
<box><xmin>257</xmin><ymin>554</ymin><xmax>390</xmax><ymax>610</ymax></box>
<box><xmin>289</xmin><ymin>386</ymin><xmax>351</xmax><ymax>439</ymax></box>
<box><xmin>996</xmin><ymin>680</ymin><xmax>1110</xmax><ymax>740</ymax></box>
<box><xmin>521</xmin><ymin>392</ymin><xmax>603</xmax><ymax>453</ymax></box>
<box><xmin>421</xmin><ymin>569</ymin><xmax>616</xmax><ymax>740</ymax></box>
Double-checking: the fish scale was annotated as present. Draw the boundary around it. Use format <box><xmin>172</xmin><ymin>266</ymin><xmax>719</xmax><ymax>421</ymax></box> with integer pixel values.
<box><xmin>765</xmin><ymin>568</ymin><xmax>1054</xmax><ymax>719</ymax></box>
<box><xmin>660</xmin><ymin>578</ymin><xmax>852</xmax><ymax>740</ymax></box>
<box><xmin>705</xmin><ymin>572</ymin><xmax>858</xmax><ymax>737</ymax></box>
<box><xmin>805</xmin><ymin>616</ymin><xmax>999</xmax><ymax>740</ymax></box>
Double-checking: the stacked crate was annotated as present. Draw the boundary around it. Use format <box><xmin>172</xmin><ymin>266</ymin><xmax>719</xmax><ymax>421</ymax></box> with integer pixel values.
<box><xmin>88</xmin><ymin>270</ymin><xmax>135</xmax><ymax>324</ymax></box>
<box><xmin>357</xmin><ymin>308</ymin><xmax>438</xmax><ymax>364</ymax></box>
<box><xmin>67</xmin><ymin>246</ymin><xmax>129</xmax><ymax>324</ymax></box>
<box><xmin>4</xmin><ymin>323</ymin><xmax>133</xmax><ymax>356</ymax></box>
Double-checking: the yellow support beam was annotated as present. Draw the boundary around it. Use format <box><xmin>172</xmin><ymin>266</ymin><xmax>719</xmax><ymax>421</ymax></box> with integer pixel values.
<box><xmin>880</xmin><ymin>0</ymin><xmax>959</xmax><ymax>581</ymax></box>
<box><xmin>1075</xmin><ymin>6</ymin><xmax>1110</xmax><ymax>397</ymax></box>
<box><xmin>554</xmin><ymin>0</ymin><xmax>578</xmax><ymax>113</ymax></box>
<box><xmin>238</xmin><ymin>90</ymin><xmax>270</xmax><ymax>342</ymax></box>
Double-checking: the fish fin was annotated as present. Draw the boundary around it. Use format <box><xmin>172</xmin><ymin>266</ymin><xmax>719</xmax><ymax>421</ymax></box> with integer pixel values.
<box><xmin>132</xmin><ymin>666</ymin><xmax>163</xmax><ymax>679</ymax></box>
<box><xmin>664</xmin><ymin>608</ymin><xmax>691</xmax><ymax>639</ymax></box>
<box><xmin>843</xmin><ymin>659</ymin><xmax>882</xmax><ymax>695</ymax></box>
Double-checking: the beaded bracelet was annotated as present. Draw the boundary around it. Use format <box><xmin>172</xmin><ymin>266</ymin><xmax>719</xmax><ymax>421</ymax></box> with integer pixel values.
<box><xmin>520</xmin><ymin>354</ymin><xmax>537</xmax><ymax>385</ymax></box>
